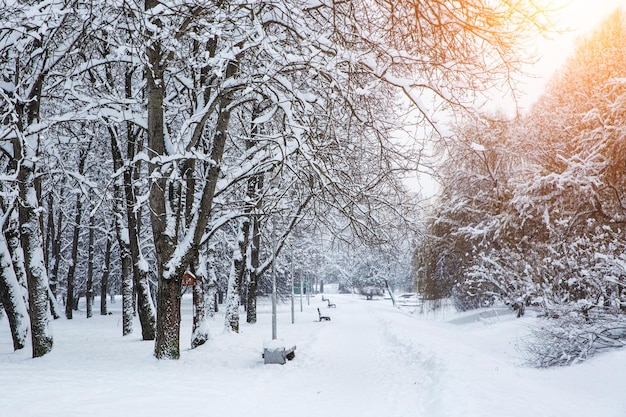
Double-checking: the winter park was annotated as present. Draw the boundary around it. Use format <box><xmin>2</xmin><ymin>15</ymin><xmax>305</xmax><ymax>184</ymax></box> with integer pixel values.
<box><xmin>2</xmin><ymin>0</ymin><xmax>626</xmax><ymax>416</ymax></box>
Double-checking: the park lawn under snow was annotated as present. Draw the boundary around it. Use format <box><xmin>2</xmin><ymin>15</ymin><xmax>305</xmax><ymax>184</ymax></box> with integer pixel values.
<box><xmin>1</xmin><ymin>292</ymin><xmax>625</xmax><ymax>417</ymax></box>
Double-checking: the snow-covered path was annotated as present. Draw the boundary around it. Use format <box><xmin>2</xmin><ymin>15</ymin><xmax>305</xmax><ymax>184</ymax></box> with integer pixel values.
<box><xmin>1</xmin><ymin>293</ymin><xmax>626</xmax><ymax>417</ymax></box>
<box><xmin>261</xmin><ymin>297</ymin><xmax>440</xmax><ymax>417</ymax></box>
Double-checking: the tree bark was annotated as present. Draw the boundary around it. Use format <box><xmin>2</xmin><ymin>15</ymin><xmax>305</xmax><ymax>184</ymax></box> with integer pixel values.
<box><xmin>48</xmin><ymin>193</ymin><xmax>63</xmax><ymax>302</ymax></box>
<box><xmin>246</xmin><ymin>272</ymin><xmax>258</xmax><ymax>323</ymax></box>
<box><xmin>244</xmin><ymin>106</ymin><xmax>264</xmax><ymax>324</ymax></box>
<box><xmin>245</xmin><ymin>171</ymin><xmax>263</xmax><ymax>324</ymax></box>
<box><xmin>18</xmin><ymin>161</ymin><xmax>53</xmax><ymax>357</ymax></box>
<box><xmin>0</xmin><ymin>231</ymin><xmax>29</xmax><ymax>350</ymax></box>
<box><xmin>44</xmin><ymin>192</ymin><xmax>53</xmax><ymax>273</ymax></box>
<box><xmin>121</xmin><ymin>254</ymin><xmax>134</xmax><ymax>335</ymax></box>
<box><xmin>225</xmin><ymin>218</ymin><xmax>250</xmax><ymax>333</ymax></box>
<box><xmin>133</xmin><ymin>263</ymin><xmax>156</xmax><ymax>339</ymax></box>
<box><xmin>124</xmin><ymin>146</ymin><xmax>156</xmax><ymax>339</ymax></box>
<box><xmin>43</xmin><ymin>193</ymin><xmax>61</xmax><ymax>319</ymax></box>
<box><xmin>145</xmin><ymin>10</ymin><xmax>181</xmax><ymax>357</ymax></box>
<box><xmin>112</xmin><ymin>189</ymin><xmax>134</xmax><ymax>335</ymax></box>
<box><xmin>4</xmin><ymin>209</ymin><xmax>28</xmax><ymax>306</ymax></box>
<box><xmin>65</xmin><ymin>145</ymin><xmax>90</xmax><ymax>319</ymax></box>
<box><xmin>191</xmin><ymin>256</ymin><xmax>209</xmax><ymax>349</ymax></box>
<box><xmin>100</xmin><ymin>234</ymin><xmax>112</xmax><ymax>315</ymax></box>
<box><xmin>65</xmin><ymin>192</ymin><xmax>83</xmax><ymax>320</ymax></box>
<box><xmin>108</xmin><ymin>110</ymin><xmax>146</xmax><ymax>335</ymax></box>
<box><xmin>109</xmin><ymin>136</ymin><xmax>134</xmax><ymax>334</ymax></box>
<box><xmin>207</xmin><ymin>250</ymin><xmax>218</xmax><ymax>317</ymax></box>
<box><xmin>86</xmin><ymin>215</ymin><xmax>95</xmax><ymax>318</ymax></box>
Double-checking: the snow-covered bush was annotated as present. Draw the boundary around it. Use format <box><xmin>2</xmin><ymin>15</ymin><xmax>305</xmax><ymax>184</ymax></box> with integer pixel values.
<box><xmin>521</xmin><ymin>314</ymin><xmax>626</xmax><ymax>367</ymax></box>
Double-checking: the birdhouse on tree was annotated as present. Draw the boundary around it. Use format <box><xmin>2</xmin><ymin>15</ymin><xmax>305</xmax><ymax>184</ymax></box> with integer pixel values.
<box><xmin>182</xmin><ymin>271</ymin><xmax>196</xmax><ymax>287</ymax></box>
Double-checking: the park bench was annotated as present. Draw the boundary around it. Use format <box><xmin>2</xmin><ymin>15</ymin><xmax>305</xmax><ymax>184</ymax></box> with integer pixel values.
<box><xmin>318</xmin><ymin>308</ymin><xmax>331</xmax><ymax>322</ymax></box>
<box><xmin>327</xmin><ymin>299</ymin><xmax>336</xmax><ymax>308</ymax></box>
<box><xmin>321</xmin><ymin>295</ymin><xmax>328</xmax><ymax>301</ymax></box>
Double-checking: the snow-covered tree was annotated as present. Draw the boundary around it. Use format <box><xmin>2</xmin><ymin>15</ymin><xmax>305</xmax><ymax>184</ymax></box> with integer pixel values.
<box><xmin>416</xmin><ymin>115</ymin><xmax>521</xmax><ymax>308</ymax></box>
<box><xmin>0</xmin><ymin>0</ymin><xmax>98</xmax><ymax>357</ymax></box>
<box><xmin>418</xmin><ymin>9</ymin><xmax>626</xmax><ymax>322</ymax></box>
<box><xmin>512</xmin><ymin>9</ymin><xmax>626</xmax><ymax>315</ymax></box>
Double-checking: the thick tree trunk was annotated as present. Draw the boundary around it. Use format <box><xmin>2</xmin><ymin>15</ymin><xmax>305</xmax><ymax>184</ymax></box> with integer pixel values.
<box><xmin>122</xmin><ymin>88</ymin><xmax>156</xmax><ymax>339</ymax></box>
<box><xmin>0</xmin><ymin>232</ymin><xmax>29</xmax><ymax>350</ymax></box>
<box><xmin>108</xmin><ymin>107</ymin><xmax>143</xmax><ymax>334</ymax></box>
<box><xmin>225</xmin><ymin>219</ymin><xmax>250</xmax><ymax>333</ymax></box>
<box><xmin>245</xmin><ymin>204</ymin><xmax>262</xmax><ymax>324</ymax></box>
<box><xmin>146</xmin><ymin>18</ymin><xmax>182</xmax><ymax>358</ymax></box>
<box><xmin>121</xmin><ymin>259</ymin><xmax>134</xmax><ymax>335</ymax></box>
<box><xmin>109</xmin><ymin>141</ymin><xmax>133</xmax><ymax>334</ymax></box>
<box><xmin>224</xmin><ymin>266</ymin><xmax>240</xmax><ymax>333</ymax></box>
<box><xmin>191</xmin><ymin>257</ymin><xmax>209</xmax><ymax>349</ymax></box>
<box><xmin>134</xmin><ymin>265</ymin><xmax>156</xmax><ymax>339</ymax></box>
<box><xmin>112</xmin><ymin>202</ymin><xmax>134</xmax><ymax>334</ymax></box>
<box><xmin>112</xmin><ymin>175</ymin><xmax>133</xmax><ymax>335</ymax></box>
<box><xmin>8</xmin><ymin>9</ymin><xmax>56</xmax><ymax>358</ymax></box>
<box><xmin>5</xmin><ymin>209</ymin><xmax>28</xmax><ymax>304</ymax></box>
<box><xmin>244</xmin><ymin>109</ymin><xmax>264</xmax><ymax>324</ymax></box>
<box><xmin>3</xmin><ymin>208</ymin><xmax>46</xmax><ymax>330</ymax></box>
<box><xmin>154</xmin><ymin>273</ymin><xmax>181</xmax><ymax>358</ymax></box>
<box><xmin>147</xmin><ymin>69</ymin><xmax>181</xmax><ymax>356</ymax></box>
<box><xmin>124</xmin><ymin>169</ymin><xmax>156</xmax><ymax>339</ymax></box>
<box><xmin>18</xmin><ymin>161</ymin><xmax>53</xmax><ymax>357</ymax></box>
<box><xmin>112</xmin><ymin>196</ymin><xmax>134</xmax><ymax>335</ymax></box>
<box><xmin>246</xmin><ymin>272</ymin><xmax>257</xmax><ymax>323</ymax></box>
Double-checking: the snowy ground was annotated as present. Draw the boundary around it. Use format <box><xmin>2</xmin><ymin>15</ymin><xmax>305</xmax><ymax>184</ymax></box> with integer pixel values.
<box><xmin>1</xmin><ymin>292</ymin><xmax>625</xmax><ymax>417</ymax></box>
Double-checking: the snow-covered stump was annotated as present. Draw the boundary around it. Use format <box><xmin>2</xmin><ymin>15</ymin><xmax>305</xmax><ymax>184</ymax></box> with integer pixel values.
<box><xmin>263</xmin><ymin>339</ymin><xmax>296</xmax><ymax>365</ymax></box>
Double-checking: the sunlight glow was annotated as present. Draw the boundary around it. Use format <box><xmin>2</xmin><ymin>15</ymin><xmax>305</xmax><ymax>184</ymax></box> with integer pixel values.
<box><xmin>515</xmin><ymin>0</ymin><xmax>625</xmax><ymax>110</ymax></box>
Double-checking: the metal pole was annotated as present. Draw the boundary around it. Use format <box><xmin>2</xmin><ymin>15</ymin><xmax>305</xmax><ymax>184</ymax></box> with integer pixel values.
<box><xmin>271</xmin><ymin>221</ymin><xmax>277</xmax><ymax>340</ymax></box>
<box><xmin>291</xmin><ymin>290</ymin><xmax>295</xmax><ymax>324</ymax></box>
<box><xmin>300</xmin><ymin>274</ymin><xmax>303</xmax><ymax>312</ymax></box>
<box><xmin>291</xmin><ymin>246</ymin><xmax>295</xmax><ymax>324</ymax></box>
<box><xmin>306</xmin><ymin>274</ymin><xmax>310</xmax><ymax>305</ymax></box>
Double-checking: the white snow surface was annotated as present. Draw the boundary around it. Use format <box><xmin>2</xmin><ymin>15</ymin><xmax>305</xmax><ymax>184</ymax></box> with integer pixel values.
<box><xmin>1</xmin><ymin>293</ymin><xmax>625</xmax><ymax>417</ymax></box>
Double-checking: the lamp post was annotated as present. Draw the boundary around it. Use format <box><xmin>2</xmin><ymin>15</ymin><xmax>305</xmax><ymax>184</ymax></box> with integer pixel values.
<box><xmin>290</xmin><ymin>244</ymin><xmax>295</xmax><ymax>324</ymax></box>
<box><xmin>271</xmin><ymin>220</ymin><xmax>277</xmax><ymax>340</ymax></box>
<box><xmin>306</xmin><ymin>273</ymin><xmax>310</xmax><ymax>305</ymax></box>
<box><xmin>300</xmin><ymin>274</ymin><xmax>303</xmax><ymax>312</ymax></box>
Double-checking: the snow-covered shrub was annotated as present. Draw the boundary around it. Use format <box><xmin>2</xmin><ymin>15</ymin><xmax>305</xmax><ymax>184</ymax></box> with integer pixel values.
<box><xmin>521</xmin><ymin>314</ymin><xmax>626</xmax><ymax>367</ymax></box>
